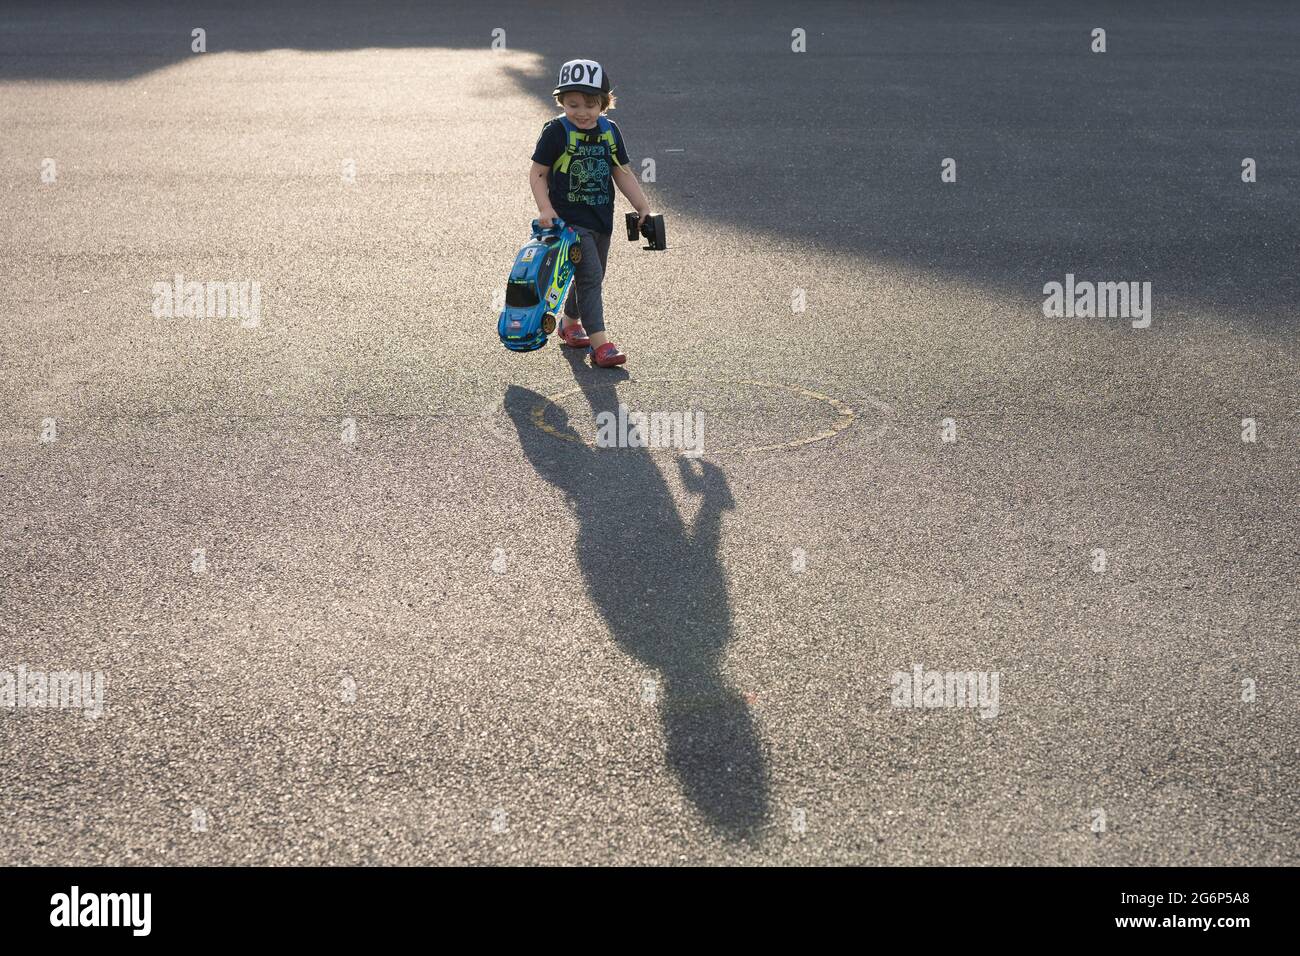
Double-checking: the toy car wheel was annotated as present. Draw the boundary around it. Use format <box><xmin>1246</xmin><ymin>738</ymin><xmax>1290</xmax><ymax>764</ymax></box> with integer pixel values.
<box><xmin>542</xmin><ymin>313</ymin><xmax>557</xmax><ymax>334</ymax></box>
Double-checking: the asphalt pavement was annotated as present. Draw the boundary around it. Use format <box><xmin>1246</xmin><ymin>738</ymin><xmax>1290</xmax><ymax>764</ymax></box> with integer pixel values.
<box><xmin>1</xmin><ymin>0</ymin><xmax>1297</xmax><ymax>864</ymax></box>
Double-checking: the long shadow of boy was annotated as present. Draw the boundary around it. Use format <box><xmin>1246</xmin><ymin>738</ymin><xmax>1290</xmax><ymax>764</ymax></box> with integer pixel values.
<box><xmin>504</xmin><ymin>353</ymin><xmax>769</xmax><ymax>840</ymax></box>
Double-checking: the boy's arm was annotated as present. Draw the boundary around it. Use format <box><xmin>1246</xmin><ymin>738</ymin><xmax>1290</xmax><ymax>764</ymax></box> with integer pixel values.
<box><xmin>529</xmin><ymin>161</ymin><xmax>557</xmax><ymax>224</ymax></box>
<box><xmin>612</xmin><ymin>164</ymin><xmax>651</xmax><ymax>225</ymax></box>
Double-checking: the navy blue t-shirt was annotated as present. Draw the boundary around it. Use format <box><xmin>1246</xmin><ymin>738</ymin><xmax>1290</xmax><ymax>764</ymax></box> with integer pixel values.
<box><xmin>531</xmin><ymin>116</ymin><xmax>631</xmax><ymax>235</ymax></box>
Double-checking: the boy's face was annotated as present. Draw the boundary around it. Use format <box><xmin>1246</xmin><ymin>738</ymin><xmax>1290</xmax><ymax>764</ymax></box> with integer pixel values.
<box><xmin>560</xmin><ymin>92</ymin><xmax>599</xmax><ymax>129</ymax></box>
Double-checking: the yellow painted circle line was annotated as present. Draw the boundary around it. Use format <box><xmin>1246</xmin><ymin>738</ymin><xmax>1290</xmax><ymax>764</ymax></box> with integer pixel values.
<box><xmin>528</xmin><ymin>378</ymin><xmax>857</xmax><ymax>453</ymax></box>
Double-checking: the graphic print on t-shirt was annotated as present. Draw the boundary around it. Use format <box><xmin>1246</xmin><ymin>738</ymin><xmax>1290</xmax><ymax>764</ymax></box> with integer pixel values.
<box><xmin>531</xmin><ymin>116</ymin><xmax>630</xmax><ymax>234</ymax></box>
<box><xmin>567</xmin><ymin>153</ymin><xmax>613</xmax><ymax>206</ymax></box>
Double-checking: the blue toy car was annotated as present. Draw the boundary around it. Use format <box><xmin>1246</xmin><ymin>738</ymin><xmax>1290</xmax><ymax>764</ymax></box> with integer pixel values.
<box><xmin>498</xmin><ymin>218</ymin><xmax>584</xmax><ymax>351</ymax></box>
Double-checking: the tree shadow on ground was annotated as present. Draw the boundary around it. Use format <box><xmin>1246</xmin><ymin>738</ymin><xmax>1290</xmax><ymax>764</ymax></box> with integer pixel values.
<box><xmin>6</xmin><ymin>0</ymin><xmax>1297</xmax><ymax>333</ymax></box>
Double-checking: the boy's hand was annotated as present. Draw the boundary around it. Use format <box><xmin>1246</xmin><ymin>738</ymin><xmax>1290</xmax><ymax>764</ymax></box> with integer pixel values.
<box><xmin>634</xmin><ymin>205</ymin><xmax>651</xmax><ymax>229</ymax></box>
<box><xmin>538</xmin><ymin>207</ymin><xmax>559</xmax><ymax>228</ymax></box>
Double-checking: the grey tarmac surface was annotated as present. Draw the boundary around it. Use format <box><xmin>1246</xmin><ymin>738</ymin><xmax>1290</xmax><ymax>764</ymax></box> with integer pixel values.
<box><xmin>1</xmin><ymin>1</ymin><xmax>1297</xmax><ymax>865</ymax></box>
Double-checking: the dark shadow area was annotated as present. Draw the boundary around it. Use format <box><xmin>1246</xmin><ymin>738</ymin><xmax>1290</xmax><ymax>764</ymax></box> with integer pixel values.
<box><xmin>4</xmin><ymin>1</ymin><xmax>1297</xmax><ymax>332</ymax></box>
<box><xmin>504</xmin><ymin>351</ymin><xmax>769</xmax><ymax>840</ymax></box>
<box><xmin>5</xmin><ymin>0</ymin><xmax>1294</xmax><ymax>332</ymax></box>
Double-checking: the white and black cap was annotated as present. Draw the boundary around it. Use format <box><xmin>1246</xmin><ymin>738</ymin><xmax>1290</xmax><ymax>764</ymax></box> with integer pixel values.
<box><xmin>552</xmin><ymin>59</ymin><xmax>612</xmax><ymax>97</ymax></box>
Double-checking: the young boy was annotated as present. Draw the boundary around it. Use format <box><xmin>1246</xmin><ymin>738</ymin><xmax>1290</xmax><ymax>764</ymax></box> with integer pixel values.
<box><xmin>529</xmin><ymin>58</ymin><xmax>652</xmax><ymax>368</ymax></box>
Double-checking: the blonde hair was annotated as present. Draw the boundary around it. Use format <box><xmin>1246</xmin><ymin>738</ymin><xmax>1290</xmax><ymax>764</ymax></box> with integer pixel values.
<box><xmin>555</xmin><ymin>90</ymin><xmax>616</xmax><ymax>113</ymax></box>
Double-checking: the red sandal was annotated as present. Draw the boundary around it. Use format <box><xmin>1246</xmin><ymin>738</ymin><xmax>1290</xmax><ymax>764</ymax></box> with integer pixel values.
<box><xmin>557</xmin><ymin>320</ymin><xmax>590</xmax><ymax>348</ymax></box>
<box><xmin>592</xmin><ymin>342</ymin><xmax>627</xmax><ymax>367</ymax></box>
